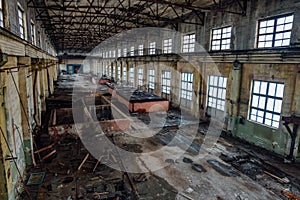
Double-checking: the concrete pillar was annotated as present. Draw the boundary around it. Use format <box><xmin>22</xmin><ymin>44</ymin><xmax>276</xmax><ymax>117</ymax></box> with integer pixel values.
<box><xmin>0</xmin><ymin>58</ymin><xmax>12</xmax><ymax>200</ymax></box>
<box><xmin>228</xmin><ymin>60</ymin><xmax>243</xmax><ymax>131</ymax></box>
<box><xmin>17</xmin><ymin>57</ymin><xmax>33</xmax><ymax>165</ymax></box>
<box><xmin>1</xmin><ymin>56</ymin><xmax>26</xmax><ymax>199</ymax></box>
<box><xmin>171</xmin><ymin>61</ymin><xmax>180</xmax><ymax>105</ymax></box>
<box><xmin>291</xmin><ymin>67</ymin><xmax>300</xmax><ymax>159</ymax></box>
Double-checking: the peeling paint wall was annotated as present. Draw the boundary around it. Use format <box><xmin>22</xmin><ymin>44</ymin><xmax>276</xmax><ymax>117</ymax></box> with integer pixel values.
<box><xmin>97</xmin><ymin>0</ymin><xmax>300</xmax><ymax>160</ymax></box>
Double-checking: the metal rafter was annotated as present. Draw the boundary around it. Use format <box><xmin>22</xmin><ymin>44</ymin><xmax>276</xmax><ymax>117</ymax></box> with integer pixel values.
<box><xmin>29</xmin><ymin>0</ymin><xmax>247</xmax><ymax>54</ymax></box>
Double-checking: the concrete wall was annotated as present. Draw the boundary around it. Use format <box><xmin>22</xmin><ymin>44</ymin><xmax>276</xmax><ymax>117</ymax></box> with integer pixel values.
<box><xmin>96</xmin><ymin>0</ymin><xmax>300</xmax><ymax>161</ymax></box>
<box><xmin>5</xmin><ymin>0</ymin><xmax>56</xmax><ymax>55</ymax></box>
<box><xmin>0</xmin><ymin>57</ymin><xmax>58</xmax><ymax>200</ymax></box>
<box><xmin>0</xmin><ymin>1</ymin><xmax>58</xmax><ymax>198</ymax></box>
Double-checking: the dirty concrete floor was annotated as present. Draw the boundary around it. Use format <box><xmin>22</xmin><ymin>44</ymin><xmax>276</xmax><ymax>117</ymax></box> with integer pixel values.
<box><xmin>24</xmin><ymin>75</ymin><xmax>300</xmax><ymax>200</ymax></box>
<box><xmin>111</xmin><ymin>123</ymin><xmax>300</xmax><ymax>200</ymax></box>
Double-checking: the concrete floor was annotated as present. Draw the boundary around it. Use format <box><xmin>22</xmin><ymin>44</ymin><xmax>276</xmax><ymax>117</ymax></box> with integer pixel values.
<box><xmin>24</xmin><ymin>75</ymin><xmax>300</xmax><ymax>200</ymax></box>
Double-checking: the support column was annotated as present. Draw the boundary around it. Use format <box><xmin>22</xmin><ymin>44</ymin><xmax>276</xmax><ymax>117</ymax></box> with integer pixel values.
<box><xmin>17</xmin><ymin>56</ymin><xmax>34</xmax><ymax>165</ymax></box>
<box><xmin>291</xmin><ymin>68</ymin><xmax>300</xmax><ymax>159</ymax></box>
<box><xmin>228</xmin><ymin>60</ymin><xmax>243</xmax><ymax>131</ymax></box>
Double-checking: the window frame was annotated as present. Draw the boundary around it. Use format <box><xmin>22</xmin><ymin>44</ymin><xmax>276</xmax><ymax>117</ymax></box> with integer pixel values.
<box><xmin>249</xmin><ymin>80</ymin><xmax>285</xmax><ymax>129</ymax></box>
<box><xmin>129</xmin><ymin>67</ymin><xmax>134</xmax><ymax>85</ymax></box>
<box><xmin>130</xmin><ymin>46</ymin><xmax>134</xmax><ymax>56</ymax></box>
<box><xmin>138</xmin><ymin>68</ymin><xmax>143</xmax><ymax>86</ymax></box>
<box><xmin>257</xmin><ymin>13</ymin><xmax>294</xmax><ymax>48</ymax></box>
<box><xmin>149</xmin><ymin>42</ymin><xmax>156</xmax><ymax>55</ymax></box>
<box><xmin>118</xmin><ymin>49</ymin><xmax>121</xmax><ymax>57</ymax></box>
<box><xmin>180</xmin><ymin>72</ymin><xmax>194</xmax><ymax>108</ymax></box>
<box><xmin>0</xmin><ymin>0</ymin><xmax>4</xmax><ymax>28</ymax></box>
<box><xmin>138</xmin><ymin>44</ymin><xmax>144</xmax><ymax>56</ymax></box>
<box><xmin>117</xmin><ymin>65</ymin><xmax>121</xmax><ymax>81</ymax></box>
<box><xmin>161</xmin><ymin>70</ymin><xmax>171</xmax><ymax>95</ymax></box>
<box><xmin>163</xmin><ymin>38</ymin><xmax>172</xmax><ymax>53</ymax></box>
<box><xmin>207</xmin><ymin>75</ymin><xmax>228</xmax><ymax>112</ymax></box>
<box><xmin>211</xmin><ymin>26</ymin><xmax>232</xmax><ymax>51</ymax></box>
<box><xmin>112</xmin><ymin>65</ymin><xmax>115</xmax><ymax>78</ymax></box>
<box><xmin>182</xmin><ymin>33</ymin><xmax>195</xmax><ymax>53</ymax></box>
<box><xmin>18</xmin><ymin>5</ymin><xmax>26</xmax><ymax>40</ymax></box>
<box><xmin>148</xmin><ymin>69</ymin><xmax>155</xmax><ymax>90</ymax></box>
<box><xmin>122</xmin><ymin>66</ymin><xmax>127</xmax><ymax>82</ymax></box>
<box><xmin>30</xmin><ymin>21</ymin><xmax>35</xmax><ymax>45</ymax></box>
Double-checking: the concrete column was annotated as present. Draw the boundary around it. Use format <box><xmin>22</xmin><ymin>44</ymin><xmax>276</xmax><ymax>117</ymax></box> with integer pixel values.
<box><xmin>0</xmin><ymin>60</ymin><xmax>9</xmax><ymax>199</ymax></box>
<box><xmin>171</xmin><ymin>61</ymin><xmax>180</xmax><ymax>105</ymax></box>
<box><xmin>291</xmin><ymin>67</ymin><xmax>300</xmax><ymax>159</ymax></box>
<box><xmin>228</xmin><ymin>60</ymin><xmax>243</xmax><ymax>131</ymax></box>
<box><xmin>17</xmin><ymin>56</ymin><xmax>33</xmax><ymax>164</ymax></box>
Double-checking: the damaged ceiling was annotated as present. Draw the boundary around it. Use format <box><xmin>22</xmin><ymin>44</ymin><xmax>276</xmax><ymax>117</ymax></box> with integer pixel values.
<box><xmin>28</xmin><ymin>0</ymin><xmax>247</xmax><ymax>54</ymax></box>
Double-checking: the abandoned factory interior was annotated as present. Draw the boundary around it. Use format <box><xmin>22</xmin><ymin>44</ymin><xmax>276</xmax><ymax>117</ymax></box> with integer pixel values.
<box><xmin>0</xmin><ymin>0</ymin><xmax>300</xmax><ymax>199</ymax></box>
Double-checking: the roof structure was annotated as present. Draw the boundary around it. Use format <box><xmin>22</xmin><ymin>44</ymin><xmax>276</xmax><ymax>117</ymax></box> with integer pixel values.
<box><xmin>28</xmin><ymin>0</ymin><xmax>246</xmax><ymax>54</ymax></box>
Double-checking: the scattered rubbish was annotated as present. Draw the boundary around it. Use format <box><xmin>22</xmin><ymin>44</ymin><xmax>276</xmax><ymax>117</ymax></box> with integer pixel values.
<box><xmin>178</xmin><ymin>192</ymin><xmax>194</xmax><ymax>200</ymax></box>
<box><xmin>34</xmin><ymin>144</ymin><xmax>54</xmax><ymax>154</ymax></box>
<box><xmin>264</xmin><ymin>171</ymin><xmax>290</xmax><ymax>184</ymax></box>
<box><xmin>133</xmin><ymin>174</ymin><xmax>147</xmax><ymax>182</ymax></box>
<box><xmin>78</xmin><ymin>153</ymin><xmax>90</xmax><ymax>171</ymax></box>
<box><xmin>93</xmin><ymin>156</ymin><xmax>103</xmax><ymax>172</ymax></box>
<box><xmin>191</xmin><ymin>163</ymin><xmax>206</xmax><ymax>173</ymax></box>
<box><xmin>42</xmin><ymin>150</ymin><xmax>57</xmax><ymax>160</ymax></box>
<box><xmin>62</xmin><ymin>177</ymin><xmax>74</xmax><ymax>184</ymax></box>
<box><xmin>207</xmin><ymin>160</ymin><xmax>240</xmax><ymax>177</ymax></box>
<box><xmin>26</xmin><ymin>172</ymin><xmax>46</xmax><ymax>186</ymax></box>
<box><xmin>281</xmin><ymin>189</ymin><xmax>300</xmax><ymax>200</ymax></box>
<box><xmin>183</xmin><ymin>157</ymin><xmax>193</xmax><ymax>163</ymax></box>
<box><xmin>185</xmin><ymin>187</ymin><xmax>194</xmax><ymax>193</ymax></box>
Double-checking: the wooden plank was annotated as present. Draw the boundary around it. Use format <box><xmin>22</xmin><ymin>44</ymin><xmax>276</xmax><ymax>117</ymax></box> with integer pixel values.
<box><xmin>78</xmin><ymin>153</ymin><xmax>89</xmax><ymax>171</ymax></box>
<box><xmin>34</xmin><ymin>144</ymin><xmax>54</xmax><ymax>154</ymax></box>
<box><xmin>42</xmin><ymin>150</ymin><xmax>57</xmax><ymax>160</ymax></box>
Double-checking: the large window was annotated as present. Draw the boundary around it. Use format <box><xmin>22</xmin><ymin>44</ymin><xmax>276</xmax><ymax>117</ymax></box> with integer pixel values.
<box><xmin>118</xmin><ymin>49</ymin><xmax>121</xmax><ymax>57</ymax></box>
<box><xmin>207</xmin><ymin>76</ymin><xmax>227</xmax><ymax>111</ymax></box>
<box><xmin>149</xmin><ymin>42</ymin><xmax>156</xmax><ymax>55</ymax></box>
<box><xmin>0</xmin><ymin>0</ymin><xmax>4</xmax><ymax>27</ymax></box>
<box><xmin>18</xmin><ymin>6</ymin><xmax>25</xmax><ymax>39</ymax></box>
<box><xmin>117</xmin><ymin>66</ymin><xmax>121</xmax><ymax>81</ymax></box>
<box><xmin>37</xmin><ymin>31</ymin><xmax>41</xmax><ymax>47</ymax></box>
<box><xmin>108</xmin><ymin>66</ymin><xmax>111</xmax><ymax>77</ymax></box>
<box><xmin>163</xmin><ymin>39</ymin><xmax>172</xmax><ymax>53</ymax></box>
<box><xmin>138</xmin><ymin>45</ymin><xmax>144</xmax><ymax>56</ymax></box>
<box><xmin>180</xmin><ymin>73</ymin><xmax>193</xmax><ymax>108</ymax></box>
<box><xmin>148</xmin><ymin>69</ymin><xmax>155</xmax><ymax>90</ymax></box>
<box><xmin>122</xmin><ymin>66</ymin><xmax>127</xmax><ymax>82</ymax></box>
<box><xmin>211</xmin><ymin>26</ymin><xmax>232</xmax><ymax>50</ymax></box>
<box><xmin>130</xmin><ymin>46</ymin><xmax>134</xmax><ymax>56</ymax></box>
<box><xmin>30</xmin><ymin>21</ymin><xmax>36</xmax><ymax>45</ymax></box>
<box><xmin>105</xmin><ymin>65</ymin><xmax>109</xmax><ymax>76</ymax></box>
<box><xmin>162</xmin><ymin>70</ymin><xmax>171</xmax><ymax>95</ymax></box>
<box><xmin>181</xmin><ymin>73</ymin><xmax>193</xmax><ymax>100</ymax></box>
<box><xmin>249</xmin><ymin>80</ymin><xmax>284</xmax><ymax>128</ymax></box>
<box><xmin>182</xmin><ymin>33</ymin><xmax>195</xmax><ymax>53</ymax></box>
<box><xmin>138</xmin><ymin>68</ymin><xmax>143</xmax><ymax>86</ymax></box>
<box><xmin>257</xmin><ymin>14</ymin><xmax>294</xmax><ymax>48</ymax></box>
<box><xmin>123</xmin><ymin>48</ymin><xmax>127</xmax><ymax>57</ymax></box>
<box><xmin>129</xmin><ymin>67</ymin><xmax>134</xmax><ymax>85</ymax></box>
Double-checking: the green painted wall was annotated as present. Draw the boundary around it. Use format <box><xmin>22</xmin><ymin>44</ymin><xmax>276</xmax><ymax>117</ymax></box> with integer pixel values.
<box><xmin>231</xmin><ymin>116</ymin><xmax>289</xmax><ymax>156</ymax></box>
